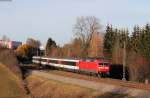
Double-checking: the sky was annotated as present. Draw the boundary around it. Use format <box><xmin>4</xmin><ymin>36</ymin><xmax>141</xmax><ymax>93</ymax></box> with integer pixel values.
<box><xmin>0</xmin><ymin>0</ymin><xmax>150</xmax><ymax>46</ymax></box>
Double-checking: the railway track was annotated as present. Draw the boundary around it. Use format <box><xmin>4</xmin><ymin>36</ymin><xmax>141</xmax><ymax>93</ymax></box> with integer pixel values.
<box><xmin>29</xmin><ymin>69</ymin><xmax>150</xmax><ymax>98</ymax></box>
<box><xmin>22</xmin><ymin>64</ymin><xmax>150</xmax><ymax>91</ymax></box>
<box><xmin>39</xmin><ymin>69</ymin><xmax>150</xmax><ymax>91</ymax></box>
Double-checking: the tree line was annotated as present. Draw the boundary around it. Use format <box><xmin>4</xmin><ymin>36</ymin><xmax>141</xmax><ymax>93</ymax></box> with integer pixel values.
<box><xmin>13</xmin><ymin>16</ymin><xmax>150</xmax><ymax>82</ymax></box>
<box><xmin>104</xmin><ymin>24</ymin><xmax>150</xmax><ymax>82</ymax></box>
<box><xmin>44</xmin><ymin>17</ymin><xmax>150</xmax><ymax>82</ymax></box>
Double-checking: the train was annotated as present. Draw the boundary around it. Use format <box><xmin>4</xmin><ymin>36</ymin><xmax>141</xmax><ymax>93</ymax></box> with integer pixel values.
<box><xmin>32</xmin><ymin>56</ymin><xmax>110</xmax><ymax>77</ymax></box>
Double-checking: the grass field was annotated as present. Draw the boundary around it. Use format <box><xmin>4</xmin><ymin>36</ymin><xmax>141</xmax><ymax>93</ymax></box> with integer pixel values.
<box><xmin>27</xmin><ymin>75</ymin><xmax>134</xmax><ymax>98</ymax></box>
<box><xmin>0</xmin><ymin>64</ymin><xmax>25</xmax><ymax>98</ymax></box>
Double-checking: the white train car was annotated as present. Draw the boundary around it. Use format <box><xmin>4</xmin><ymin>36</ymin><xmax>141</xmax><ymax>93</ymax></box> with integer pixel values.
<box><xmin>33</xmin><ymin>56</ymin><xmax>79</xmax><ymax>70</ymax></box>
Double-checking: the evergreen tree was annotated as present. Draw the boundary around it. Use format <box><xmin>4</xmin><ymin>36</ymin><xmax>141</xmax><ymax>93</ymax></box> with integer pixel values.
<box><xmin>141</xmin><ymin>24</ymin><xmax>150</xmax><ymax>59</ymax></box>
<box><xmin>119</xmin><ymin>29</ymin><xmax>129</xmax><ymax>48</ymax></box>
<box><xmin>103</xmin><ymin>24</ymin><xmax>116</xmax><ymax>58</ymax></box>
<box><xmin>45</xmin><ymin>38</ymin><xmax>57</xmax><ymax>55</ymax></box>
<box><xmin>130</xmin><ymin>25</ymin><xmax>141</xmax><ymax>53</ymax></box>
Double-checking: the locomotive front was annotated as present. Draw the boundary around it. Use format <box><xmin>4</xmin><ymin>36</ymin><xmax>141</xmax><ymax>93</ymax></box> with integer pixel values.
<box><xmin>97</xmin><ymin>59</ymin><xmax>110</xmax><ymax>76</ymax></box>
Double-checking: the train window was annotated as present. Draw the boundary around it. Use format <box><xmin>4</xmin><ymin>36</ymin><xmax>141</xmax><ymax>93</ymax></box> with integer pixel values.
<box><xmin>50</xmin><ymin>60</ymin><xmax>58</xmax><ymax>64</ymax></box>
<box><xmin>42</xmin><ymin>59</ymin><xmax>48</xmax><ymax>62</ymax></box>
<box><xmin>61</xmin><ymin>61</ymin><xmax>76</xmax><ymax>66</ymax></box>
<box><xmin>33</xmin><ymin>58</ymin><xmax>40</xmax><ymax>60</ymax></box>
<box><xmin>99</xmin><ymin>63</ymin><xmax>109</xmax><ymax>66</ymax></box>
<box><xmin>33</xmin><ymin>58</ymin><xmax>41</xmax><ymax>61</ymax></box>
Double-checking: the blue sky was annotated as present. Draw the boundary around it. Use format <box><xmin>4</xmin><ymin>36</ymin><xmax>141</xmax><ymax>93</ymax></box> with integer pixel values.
<box><xmin>0</xmin><ymin>0</ymin><xmax>150</xmax><ymax>46</ymax></box>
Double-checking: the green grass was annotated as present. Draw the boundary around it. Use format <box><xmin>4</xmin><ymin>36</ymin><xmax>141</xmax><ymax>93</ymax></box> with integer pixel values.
<box><xmin>0</xmin><ymin>64</ymin><xmax>23</xmax><ymax>98</ymax></box>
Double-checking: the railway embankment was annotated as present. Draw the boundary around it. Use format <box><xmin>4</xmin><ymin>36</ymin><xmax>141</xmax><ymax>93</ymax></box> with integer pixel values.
<box><xmin>0</xmin><ymin>48</ymin><xmax>37</xmax><ymax>98</ymax></box>
<box><xmin>26</xmin><ymin>73</ymin><xmax>133</xmax><ymax>98</ymax></box>
<box><xmin>0</xmin><ymin>48</ymin><xmax>28</xmax><ymax>98</ymax></box>
<box><xmin>29</xmin><ymin>70</ymin><xmax>150</xmax><ymax>98</ymax></box>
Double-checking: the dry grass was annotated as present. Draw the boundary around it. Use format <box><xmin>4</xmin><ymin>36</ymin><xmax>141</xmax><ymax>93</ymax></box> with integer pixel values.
<box><xmin>0</xmin><ymin>64</ymin><xmax>26</xmax><ymax>98</ymax></box>
<box><xmin>0</xmin><ymin>48</ymin><xmax>28</xmax><ymax>97</ymax></box>
<box><xmin>0</xmin><ymin>48</ymin><xmax>22</xmax><ymax>79</ymax></box>
<box><xmin>27</xmin><ymin>75</ymin><xmax>134</xmax><ymax>98</ymax></box>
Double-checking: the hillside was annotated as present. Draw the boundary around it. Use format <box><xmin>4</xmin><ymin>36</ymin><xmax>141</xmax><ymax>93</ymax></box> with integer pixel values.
<box><xmin>0</xmin><ymin>64</ymin><xmax>25</xmax><ymax>97</ymax></box>
<box><xmin>0</xmin><ymin>48</ymin><xmax>22</xmax><ymax>79</ymax></box>
<box><xmin>0</xmin><ymin>48</ymin><xmax>26</xmax><ymax>97</ymax></box>
<box><xmin>27</xmin><ymin>75</ymin><xmax>133</xmax><ymax>98</ymax></box>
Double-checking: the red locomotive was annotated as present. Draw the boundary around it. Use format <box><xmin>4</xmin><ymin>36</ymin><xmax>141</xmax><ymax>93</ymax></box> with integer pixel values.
<box><xmin>79</xmin><ymin>58</ymin><xmax>110</xmax><ymax>76</ymax></box>
<box><xmin>32</xmin><ymin>56</ymin><xmax>110</xmax><ymax>77</ymax></box>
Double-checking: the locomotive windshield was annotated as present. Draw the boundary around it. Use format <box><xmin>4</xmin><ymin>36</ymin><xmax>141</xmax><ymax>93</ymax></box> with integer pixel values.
<box><xmin>99</xmin><ymin>63</ymin><xmax>109</xmax><ymax>66</ymax></box>
<box><xmin>82</xmin><ymin>58</ymin><xmax>95</xmax><ymax>62</ymax></box>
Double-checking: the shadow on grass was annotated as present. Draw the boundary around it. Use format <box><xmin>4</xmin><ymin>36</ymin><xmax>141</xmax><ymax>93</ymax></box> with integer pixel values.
<box><xmin>94</xmin><ymin>92</ymin><xmax>133</xmax><ymax>98</ymax></box>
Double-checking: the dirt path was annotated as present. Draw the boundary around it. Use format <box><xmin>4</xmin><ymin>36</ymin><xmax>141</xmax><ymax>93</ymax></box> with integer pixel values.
<box><xmin>30</xmin><ymin>70</ymin><xmax>150</xmax><ymax>98</ymax></box>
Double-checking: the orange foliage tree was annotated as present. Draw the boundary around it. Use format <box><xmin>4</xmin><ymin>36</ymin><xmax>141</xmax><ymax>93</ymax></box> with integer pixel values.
<box><xmin>15</xmin><ymin>44</ymin><xmax>30</xmax><ymax>59</ymax></box>
<box><xmin>88</xmin><ymin>32</ymin><xmax>103</xmax><ymax>58</ymax></box>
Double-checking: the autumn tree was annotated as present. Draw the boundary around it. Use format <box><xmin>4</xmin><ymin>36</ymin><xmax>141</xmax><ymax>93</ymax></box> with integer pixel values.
<box><xmin>73</xmin><ymin>16</ymin><xmax>101</xmax><ymax>57</ymax></box>
<box><xmin>59</xmin><ymin>38</ymin><xmax>83</xmax><ymax>58</ymax></box>
<box><xmin>16</xmin><ymin>39</ymin><xmax>41</xmax><ymax>61</ymax></box>
<box><xmin>88</xmin><ymin>32</ymin><xmax>103</xmax><ymax>57</ymax></box>
<box><xmin>61</xmin><ymin>44</ymin><xmax>72</xmax><ymax>58</ymax></box>
<box><xmin>71</xmin><ymin>38</ymin><xmax>83</xmax><ymax>58</ymax></box>
<box><xmin>15</xmin><ymin>44</ymin><xmax>30</xmax><ymax>61</ymax></box>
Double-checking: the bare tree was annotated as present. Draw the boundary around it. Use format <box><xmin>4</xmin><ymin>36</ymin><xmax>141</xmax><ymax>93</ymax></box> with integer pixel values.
<box><xmin>73</xmin><ymin>16</ymin><xmax>101</xmax><ymax>57</ymax></box>
<box><xmin>26</xmin><ymin>38</ymin><xmax>41</xmax><ymax>49</ymax></box>
<box><xmin>2</xmin><ymin>35</ymin><xmax>10</xmax><ymax>41</ymax></box>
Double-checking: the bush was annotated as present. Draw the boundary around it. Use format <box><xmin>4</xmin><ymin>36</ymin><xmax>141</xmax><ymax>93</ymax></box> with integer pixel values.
<box><xmin>127</xmin><ymin>52</ymin><xmax>150</xmax><ymax>82</ymax></box>
<box><xmin>16</xmin><ymin>44</ymin><xmax>39</xmax><ymax>63</ymax></box>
